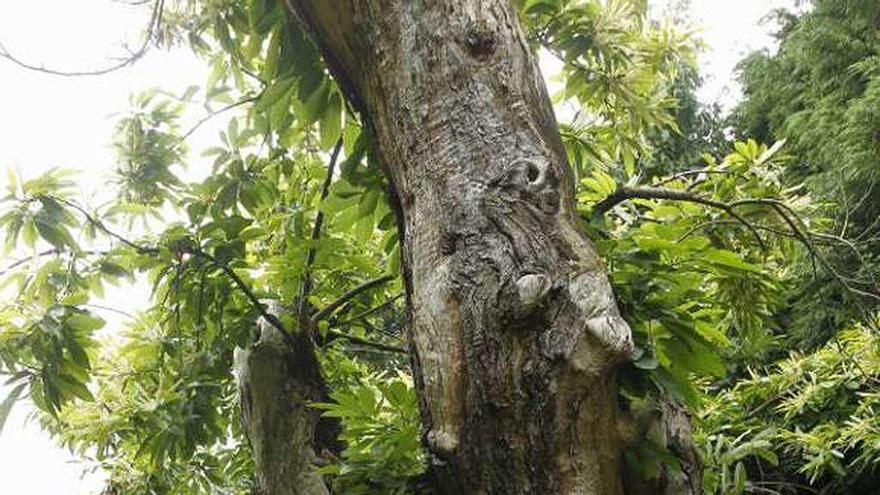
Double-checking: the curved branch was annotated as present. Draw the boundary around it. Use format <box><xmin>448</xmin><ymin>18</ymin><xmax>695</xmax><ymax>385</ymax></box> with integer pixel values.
<box><xmin>188</xmin><ymin>248</ymin><xmax>293</xmax><ymax>343</ymax></box>
<box><xmin>178</xmin><ymin>94</ymin><xmax>261</xmax><ymax>144</ymax></box>
<box><xmin>0</xmin><ymin>0</ymin><xmax>164</xmax><ymax>77</ymax></box>
<box><xmin>0</xmin><ymin>249</ymin><xmax>62</xmax><ymax>277</ymax></box>
<box><xmin>0</xmin><ymin>248</ymin><xmax>107</xmax><ymax>277</ymax></box>
<box><xmin>651</xmin><ymin>168</ymin><xmax>734</xmax><ymax>188</ymax></box>
<box><xmin>50</xmin><ymin>196</ymin><xmax>158</xmax><ymax>255</ymax></box>
<box><xmin>311</xmin><ymin>274</ymin><xmax>395</xmax><ymax>323</ymax></box>
<box><xmin>331</xmin><ymin>293</ymin><xmax>403</xmax><ymax>327</ymax></box>
<box><xmin>592</xmin><ymin>186</ymin><xmax>766</xmax><ymax>250</ymax></box>
<box><xmin>325</xmin><ymin>328</ymin><xmax>406</xmax><ymax>354</ymax></box>
<box><xmin>595</xmin><ymin>187</ymin><xmax>880</xmax><ymax>303</ymax></box>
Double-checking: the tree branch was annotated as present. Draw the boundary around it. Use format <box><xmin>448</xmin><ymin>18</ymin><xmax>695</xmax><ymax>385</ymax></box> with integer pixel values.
<box><xmin>0</xmin><ymin>0</ymin><xmax>164</xmax><ymax>77</ymax></box>
<box><xmin>0</xmin><ymin>248</ymin><xmax>107</xmax><ymax>277</ymax></box>
<box><xmin>311</xmin><ymin>274</ymin><xmax>395</xmax><ymax>323</ymax></box>
<box><xmin>298</xmin><ymin>138</ymin><xmax>344</xmax><ymax>318</ymax></box>
<box><xmin>595</xmin><ymin>188</ymin><xmax>880</xmax><ymax>303</ymax></box>
<box><xmin>178</xmin><ymin>94</ymin><xmax>261</xmax><ymax>144</ymax></box>
<box><xmin>185</xmin><ymin>248</ymin><xmax>295</xmax><ymax>344</ymax></box>
<box><xmin>82</xmin><ymin>303</ymin><xmax>136</xmax><ymax>319</ymax></box>
<box><xmin>0</xmin><ymin>249</ymin><xmax>62</xmax><ymax>277</ymax></box>
<box><xmin>331</xmin><ymin>293</ymin><xmax>403</xmax><ymax>327</ymax></box>
<box><xmin>42</xmin><ymin>195</ymin><xmax>405</xmax><ymax>354</ymax></box>
<box><xmin>592</xmin><ymin>186</ymin><xmax>766</xmax><ymax>250</ymax></box>
<box><xmin>651</xmin><ymin>168</ymin><xmax>734</xmax><ymax>188</ymax></box>
<box><xmin>49</xmin><ymin>196</ymin><xmax>158</xmax><ymax>255</ymax></box>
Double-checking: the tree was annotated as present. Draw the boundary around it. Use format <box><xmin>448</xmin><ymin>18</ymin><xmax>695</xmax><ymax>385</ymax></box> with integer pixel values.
<box><xmin>733</xmin><ymin>0</ymin><xmax>880</xmax><ymax>348</ymax></box>
<box><xmin>2</xmin><ymin>1</ymin><xmax>857</xmax><ymax>494</ymax></box>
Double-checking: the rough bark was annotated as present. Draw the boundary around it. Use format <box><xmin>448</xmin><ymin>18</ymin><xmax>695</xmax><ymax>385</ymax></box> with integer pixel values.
<box><xmin>234</xmin><ymin>302</ymin><xmax>337</xmax><ymax>495</ymax></box>
<box><xmin>620</xmin><ymin>398</ymin><xmax>702</xmax><ymax>495</ymax></box>
<box><xmin>285</xmin><ymin>1</ymin><xmax>636</xmax><ymax>493</ymax></box>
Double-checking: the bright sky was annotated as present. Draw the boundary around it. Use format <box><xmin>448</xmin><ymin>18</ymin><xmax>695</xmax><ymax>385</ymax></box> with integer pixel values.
<box><xmin>0</xmin><ymin>1</ymin><xmax>797</xmax><ymax>493</ymax></box>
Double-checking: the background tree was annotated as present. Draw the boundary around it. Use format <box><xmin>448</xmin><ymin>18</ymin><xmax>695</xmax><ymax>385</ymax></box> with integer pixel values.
<box><xmin>733</xmin><ymin>0</ymin><xmax>880</xmax><ymax>347</ymax></box>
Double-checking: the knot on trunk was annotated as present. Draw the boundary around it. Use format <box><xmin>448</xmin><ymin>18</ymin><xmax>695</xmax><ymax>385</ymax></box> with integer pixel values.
<box><xmin>465</xmin><ymin>20</ymin><xmax>497</xmax><ymax>59</ymax></box>
<box><xmin>426</xmin><ymin>426</ymin><xmax>460</xmax><ymax>455</ymax></box>
<box><xmin>515</xmin><ymin>273</ymin><xmax>552</xmax><ymax>310</ymax></box>
<box><xmin>567</xmin><ymin>272</ymin><xmax>635</xmax><ymax>370</ymax></box>
<box><xmin>488</xmin><ymin>157</ymin><xmax>560</xmax><ymax>215</ymax></box>
<box><xmin>538</xmin><ymin>271</ymin><xmax>634</xmax><ymax>373</ymax></box>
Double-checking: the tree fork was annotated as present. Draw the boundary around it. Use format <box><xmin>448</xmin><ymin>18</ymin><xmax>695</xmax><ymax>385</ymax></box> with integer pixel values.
<box><xmin>283</xmin><ymin>1</ymin><xmax>640</xmax><ymax>493</ymax></box>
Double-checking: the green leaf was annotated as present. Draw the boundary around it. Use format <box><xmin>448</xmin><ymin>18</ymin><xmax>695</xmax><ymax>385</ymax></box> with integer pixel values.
<box><xmin>21</xmin><ymin>220</ymin><xmax>38</xmax><ymax>249</ymax></box>
<box><xmin>67</xmin><ymin>313</ymin><xmax>105</xmax><ymax>333</ymax></box>
<box><xmin>302</xmin><ymin>81</ymin><xmax>330</xmax><ymax>125</ymax></box>
<box><xmin>358</xmin><ymin>188</ymin><xmax>380</xmax><ymax>219</ymax></box>
<box><xmin>55</xmin><ymin>374</ymin><xmax>94</xmax><ymax>402</ymax></box>
<box><xmin>248</xmin><ymin>0</ymin><xmax>281</xmax><ymax>35</ymax></box>
<box><xmin>35</xmin><ymin>221</ymin><xmax>74</xmax><ymax>250</ymax></box>
<box><xmin>319</xmin><ymin>92</ymin><xmax>343</xmax><ymax>150</ymax></box>
<box><xmin>702</xmin><ymin>249</ymin><xmax>762</xmax><ymax>273</ymax></box>
<box><xmin>255</xmin><ymin>77</ymin><xmax>295</xmax><ymax>113</ymax></box>
<box><xmin>0</xmin><ymin>383</ymin><xmax>26</xmax><ymax>436</ymax></box>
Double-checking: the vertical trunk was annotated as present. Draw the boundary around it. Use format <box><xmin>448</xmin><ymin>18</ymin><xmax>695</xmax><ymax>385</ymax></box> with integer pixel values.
<box><xmin>234</xmin><ymin>302</ymin><xmax>336</xmax><ymax>495</ymax></box>
<box><xmin>286</xmin><ymin>1</ymin><xmax>635</xmax><ymax>493</ymax></box>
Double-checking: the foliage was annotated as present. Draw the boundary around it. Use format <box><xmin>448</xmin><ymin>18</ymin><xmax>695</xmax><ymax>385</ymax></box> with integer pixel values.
<box><xmin>313</xmin><ymin>369</ymin><xmax>425</xmax><ymax>494</ymax></box>
<box><xmin>0</xmin><ymin>82</ymin><xmax>401</xmax><ymax>492</ymax></box>
<box><xmin>699</xmin><ymin>317</ymin><xmax>880</xmax><ymax>494</ymax></box>
<box><xmin>584</xmin><ymin>139</ymin><xmax>803</xmax><ymax>406</ymax></box>
<box><xmin>733</xmin><ymin>0</ymin><xmax>880</xmax><ymax>347</ymax></box>
<box><xmin>519</xmin><ymin>0</ymin><xmax>699</xmax><ymax>179</ymax></box>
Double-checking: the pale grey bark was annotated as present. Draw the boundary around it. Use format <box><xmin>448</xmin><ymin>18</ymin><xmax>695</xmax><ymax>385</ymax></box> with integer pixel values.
<box><xmin>271</xmin><ymin>1</ymin><xmax>707</xmax><ymax>494</ymax></box>
<box><xmin>284</xmin><ymin>1</ymin><xmax>636</xmax><ymax>493</ymax></box>
<box><xmin>234</xmin><ymin>302</ymin><xmax>334</xmax><ymax>495</ymax></box>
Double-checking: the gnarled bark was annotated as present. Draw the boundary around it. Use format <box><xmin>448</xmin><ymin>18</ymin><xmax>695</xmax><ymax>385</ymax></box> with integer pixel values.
<box><xmin>281</xmin><ymin>1</ymin><xmax>689</xmax><ymax>493</ymax></box>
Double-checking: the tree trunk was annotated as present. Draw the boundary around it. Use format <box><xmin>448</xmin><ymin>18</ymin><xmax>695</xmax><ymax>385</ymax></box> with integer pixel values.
<box><xmin>234</xmin><ymin>301</ymin><xmax>337</xmax><ymax>495</ymax></box>
<box><xmin>286</xmin><ymin>1</ymin><xmax>636</xmax><ymax>493</ymax></box>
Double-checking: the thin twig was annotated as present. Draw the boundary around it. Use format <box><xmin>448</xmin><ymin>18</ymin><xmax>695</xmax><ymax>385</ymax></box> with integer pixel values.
<box><xmin>50</xmin><ymin>196</ymin><xmax>158</xmax><ymax>255</ymax></box>
<box><xmin>325</xmin><ymin>329</ymin><xmax>406</xmax><ymax>354</ymax></box>
<box><xmin>188</xmin><ymin>247</ymin><xmax>292</xmax><ymax>343</ymax></box>
<box><xmin>311</xmin><ymin>274</ymin><xmax>396</xmax><ymax>323</ymax></box>
<box><xmin>0</xmin><ymin>0</ymin><xmax>164</xmax><ymax>77</ymax></box>
<box><xmin>298</xmin><ymin>138</ymin><xmax>344</xmax><ymax>318</ymax></box>
<box><xmin>594</xmin><ymin>187</ymin><xmax>880</xmax><ymax>303</ymax></box>
<box><xmin>651</xmin><ymin>168</ymin><xmax>733</xmax><ymax>188</ymax></box>
<box><xmin>0</xmin><ymin>249</ymin><xmax>62</xmax><ymax>277</ymax></box>
<box><xmin>49</xmin><ymin>193</ymin><xmax>402</xmax><ymax>353</ymax></box>
<box><xmin>0</xmin><ymin>248</ymin><xmax>114</xmax><ymax>277</ymax></box>
<box><xmin>178</xmin><ymin>94</ymin><xmax>261</xmax><ymax>144</ymax></box>
<box><xmin>82</xmin><ymin>303</ymin><xmax>135</xmax><ymax>319</ymax></box>
<box><xmin>332</xmin><ymin>293</ymin><xmax>403</xmax><ymax>327</ymax></box>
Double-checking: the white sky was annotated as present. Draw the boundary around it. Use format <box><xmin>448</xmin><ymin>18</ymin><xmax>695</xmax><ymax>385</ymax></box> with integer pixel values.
<box><xmin>0</xmin><ymin>1</ymin><xmax>797</xmax><ymax>493</ymax></box>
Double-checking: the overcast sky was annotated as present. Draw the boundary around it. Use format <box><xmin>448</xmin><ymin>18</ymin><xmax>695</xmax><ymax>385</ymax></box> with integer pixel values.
<box><xmin>0</xmin><ymin>1</ymin><xmax>797</xmax><ymax>493</ymax></box>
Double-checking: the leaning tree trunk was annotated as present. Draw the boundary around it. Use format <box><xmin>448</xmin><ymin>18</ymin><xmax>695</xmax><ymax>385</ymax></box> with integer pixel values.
<box><xmin>286</xmin><ymin>1</ymin><xmax>638</xmax><ymax>493</ymax></box>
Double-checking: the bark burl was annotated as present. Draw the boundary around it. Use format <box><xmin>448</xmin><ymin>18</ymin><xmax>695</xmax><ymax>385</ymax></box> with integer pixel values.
<box><xmin>286</xmin><ymin>1</ymin><xmax>638</xmax><ymax>493</ymax></box>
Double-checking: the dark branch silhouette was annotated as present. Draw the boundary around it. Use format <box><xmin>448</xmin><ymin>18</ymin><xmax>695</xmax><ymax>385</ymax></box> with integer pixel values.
<box><xmin>0</xmin><ymin>0</ymin><xmax>164</xmax><ymax>77</ymax></box>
